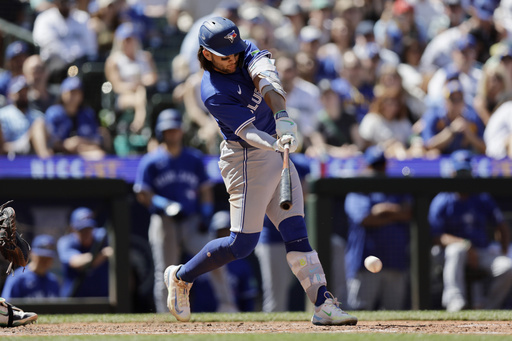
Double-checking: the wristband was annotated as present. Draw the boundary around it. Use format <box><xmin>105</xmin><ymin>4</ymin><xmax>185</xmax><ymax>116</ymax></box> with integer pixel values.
<box><xmin>274</xmin><ymin>110</ymin><xmax>289</xmax><ymax>120</ymax></box>
<box><xmin>151</xmin><ymin>195</ymin><xmax>170</xmax><ymax>211</ymax></box>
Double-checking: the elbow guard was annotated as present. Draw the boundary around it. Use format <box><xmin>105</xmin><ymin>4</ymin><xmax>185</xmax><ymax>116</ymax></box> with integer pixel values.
<box><xmin>248</xmin><ymin>55</ymin><xmax>286</xmax><ymax>99</ymax></box>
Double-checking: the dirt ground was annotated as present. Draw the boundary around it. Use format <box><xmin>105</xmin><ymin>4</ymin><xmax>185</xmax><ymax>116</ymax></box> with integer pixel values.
<box><xmin>2</xmin><ymin>321</ymin><xmax>512</xmax><ymax>336</ymax></box>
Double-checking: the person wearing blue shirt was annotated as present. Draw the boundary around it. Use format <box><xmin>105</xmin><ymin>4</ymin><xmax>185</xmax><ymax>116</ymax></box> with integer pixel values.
<box><xmin>57</xmin><ymin>207</ymin><xmax>112</xmax><ymax>298</ymax></box>
<box><xmin>0</xmin><ymin>41</ymin><xmax>29</xmax><ymax>99</ymax></box>
<box><xmin>428</xmin><ymin>150</ymin><xmax>512</xmax><ymax>312</ymax></box>
<box><xmin>1</xmin><ymin>234</ymin><xmax>60</xmax><ymax>300</ymax></box>
<box><xmin>344</xmin><ymin>146</ymin><xmax>412</xmax><ymax>310</ymax></box>
<box><xmin>133</xmin><ymin>109</ymin><xmax>236</xmax><ymax>313</ymax></box>
<box><xmin>421</xmin><ymin>79</ymin><xmax>485</xmax><ymax>155</ymax></box>
<box><xmin>45</xmin><ymin>76</ymin><xmax>106</xmax><ymax>158</ymax></box>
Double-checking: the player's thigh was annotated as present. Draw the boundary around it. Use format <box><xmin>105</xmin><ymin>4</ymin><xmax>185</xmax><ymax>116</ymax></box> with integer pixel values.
<box><xmin>220</xmin><ymin>142</ymin><xmax>282</xmax><ymax>233</ymax></box>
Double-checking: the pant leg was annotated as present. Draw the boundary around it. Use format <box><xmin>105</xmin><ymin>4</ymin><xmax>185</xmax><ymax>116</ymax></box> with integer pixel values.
<box><xmin>347</xmin><ymin>270</ymin><xmax>381</xmax><ymax>310</ymax></box>
<box><xmin>476</xmin><ymin>249</ymin><xmax>512</xmax><ymax>309</ymax></box>
<box><xmin>148</xmin><ymin>214</ymin><xmax>179</xmax><ymax>313</ymax></box>
<box><xmin>331</xmin><ymin>235</ymin><xmax>348</xmax><ymax>303</ymax></box>
<box><xmin>381</xmin><ymin>270</ymin><xmax>408</xmax><ymax>310</ymax></box>
<box><xmin>254</xmin><ymin>242</ymin><xmax>292</xmax><ymax>312</ymax></box>
<box><xmin>442</xmin><ymin>242</ymin><xmax>468</xmax><ymax>309</ymax></box>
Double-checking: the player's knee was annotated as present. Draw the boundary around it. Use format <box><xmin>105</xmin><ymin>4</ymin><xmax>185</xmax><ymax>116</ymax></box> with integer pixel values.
<box><xmin>229</xmin><ymin>231</ymin><xmax>260</xmax><ymax>259</ymax></box>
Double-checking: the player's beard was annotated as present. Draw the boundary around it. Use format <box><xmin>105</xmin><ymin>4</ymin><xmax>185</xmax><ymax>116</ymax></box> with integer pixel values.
<box><xmin>212</xmin><ymin>54</ymin><xmax>240</xmax><ymax>74</ymax></box>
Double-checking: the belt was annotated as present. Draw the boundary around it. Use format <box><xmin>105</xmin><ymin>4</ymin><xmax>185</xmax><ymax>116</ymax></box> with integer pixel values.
<box><xmin>237</xmin><ymin>139</ymin><xmax>254</xmax><ymax>148</ymax></box>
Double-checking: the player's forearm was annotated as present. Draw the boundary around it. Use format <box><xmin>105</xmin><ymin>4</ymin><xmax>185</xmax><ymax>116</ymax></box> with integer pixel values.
<box><xmin>238</xmin><ymin>124</ymin><xmax>276</xmax><ymax>151</ymax></box>
<box><xmin>262</xmin><ymin>90</ymin><xmax>287</xmax><ymax>114</ymax></box>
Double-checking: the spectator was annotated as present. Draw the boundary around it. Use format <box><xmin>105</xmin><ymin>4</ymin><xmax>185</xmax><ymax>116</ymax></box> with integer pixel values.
<box><xmin>473</xmin><ymin>60</ymin><xmax>512</xmax><ymax>125</ymax></box>
<box><xmin>104</xmin><ymin>22</ymin><xmax>158</xmax><ymax>136</ymax></box>
<box><xmin>330</xmin><ymin>50</ymin><xmax>373</xmax><ymax>124</ymax></box>
<box><xmin>88</xmin><ymin>0</ymin><xmax>124</xmax><ymax>61</ymax></box>
<box><xmin>358</xmin><ymin>86</ymin><xmax>414</xmax><ymax>159</ymax></box>
<box><xmin>209</xmin><ymin>211</ymin><xmax>258</xmax><ymax>312</ymax></box>
<box><xmin>483</xmin><ymin>94</ymin><xmax>512</xmax><ymax>160</ymax></box>
<box><xmin>32</xmin><ymin>0</ymin><xmax>98</xmax><ymax>83</ymax></box>
<box><xmin>426</xmin><ymin>34</ymin><xmax>482</xmax><ymax>107</ymax></box>
<box><xmin>427</xmin><ymin>0</ymin><xmax>467</xmax><ymax>41</ymax></box>
<box><xmin>306</xmin><ymin>79</ymin><xmax>363</xmax><ymax>159</ymax></box>
<box><xmin>344</xmin><ymin>146</ymin><xmax>412</xmax><ymax>310</ymax></box>
<box><xmin>317</xmin><ymin>17</ymin><xmax>352</xmax><ymax>76</ymax></box>
<box><xmin>0</xmin><ymin>41</ymin><xmax>29</xmax><ymax>101</ymax></box>
<box><xmin>306</xmin><ymin>0</ymin><xmax>335</xmax><ymax>45</ymax></box>
<box><xmin>421</xmin><ymin>80</ymin><xmax>485</xmax><ymax>155</ymax></box>
<box><xmin>57</xmin><ymin>207</ymin><xmax>112</xmax><ymax>297</ymax></box>
<box><xmin>1</xmin><ymin>234</ymin><xmax>60</xmax><ymax>300</ymax></box>
<box><xmin>22</xmin><ymin>54</ymin><xmax>56</xmax><ymax>112</ymax></box>
<box><xmin>274</xmin><ymin>0</ymin><xmax>305</xmax><ymax>55</ymax></box>
<box><xmin>45</xmin><ymin>76</ymin><xmax>108</xmax><ymax>158</ymax></box>
<box><xmin>298</xmin><ymin>25</ymin><xmax>338</xmax><ymax>82</ymax></box>
<box><xmin>428</xmin><ymin>150</ymin><xmax>512</xmax><ymax>311</ymax></box>
<box><xmin>0</xmin><ymin>76</ymin><xmax>52</xmax><ymax>158</ymax></box>
<box><xmin>275</xmin><ymin>54</ymin><xmax>323</xmax><ymax>151</ymax></box>
<box><xmin>133</xmin><ymin>109</ymin><xmax>235</xmax><ymax>313</ymax></box>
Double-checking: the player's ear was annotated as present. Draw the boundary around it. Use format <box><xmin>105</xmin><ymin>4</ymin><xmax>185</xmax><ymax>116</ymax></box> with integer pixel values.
<box><xmin>202</xmin><ymin>49</ymin><xmax>213</xmax><ymax>61</ymax></box>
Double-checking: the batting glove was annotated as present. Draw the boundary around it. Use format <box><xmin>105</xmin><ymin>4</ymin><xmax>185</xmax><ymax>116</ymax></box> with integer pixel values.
<box><xmin>275</xmin><ymin>111</ymin><xmax>298</xmax><ymax>138</ymax></box>
<box><xmin>273</xmin><ymin>134</ymin><xmax>298</xmax><ymax>153</ymax></box>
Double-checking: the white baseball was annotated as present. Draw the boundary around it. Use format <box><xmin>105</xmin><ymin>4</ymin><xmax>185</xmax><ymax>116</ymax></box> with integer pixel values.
<box><xmin>364</xmin><ymin>256</ymin><xmax>382</xmax><ymax>273</ymax></box>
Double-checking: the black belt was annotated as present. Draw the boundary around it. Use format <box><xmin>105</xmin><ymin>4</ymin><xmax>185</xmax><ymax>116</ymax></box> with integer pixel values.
<box><xmin>237</xmin><ymin>139</ymin><xmax>254</xmax><ymax>148</ymax></box>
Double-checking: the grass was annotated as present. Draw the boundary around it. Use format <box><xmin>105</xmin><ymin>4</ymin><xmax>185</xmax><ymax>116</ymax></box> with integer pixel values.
<box><xmin>2</xmin><ymin>311</ymin><xmax>511</xmax><ymax>341</ymax></box>
<box><xmin>37</xmin><ymin>310</ymin><xmax>512</xmax><ymax>324</ymax></box>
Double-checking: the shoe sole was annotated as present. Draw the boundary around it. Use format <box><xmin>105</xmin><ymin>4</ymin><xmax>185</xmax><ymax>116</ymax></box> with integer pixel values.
<box><xmin>311</xmin><ymin>316</ymin><xmax>358</xmax><ymax>326</ymax></box>
<box><xmin>13</xmin><ymin>314</ymin><xmax>38</xmax><ymax>327</ymax></box>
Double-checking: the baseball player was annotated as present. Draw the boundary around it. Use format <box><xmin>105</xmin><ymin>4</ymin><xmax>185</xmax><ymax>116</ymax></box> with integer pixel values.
<box><xmin>0</xmin><ymin>200</ymin><xmax>38</xmax><ymax>327</ymax></box>
<box><xmin>134</xmin><ymin>109</ymin><xmax>237</xmax><ymax>313</ymax></box>
<box><xmin>164</xmin><ymin>17</ymin><xmax>357</xmax><ymax>326</ymax></box>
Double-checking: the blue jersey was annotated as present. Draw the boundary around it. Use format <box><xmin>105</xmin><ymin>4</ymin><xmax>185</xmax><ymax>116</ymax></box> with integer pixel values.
<box><xmin>0</xmin><ymin>104</ymin><xmax>43</xmax><ymax>142</ymax></box>
<box><xmin>0</xmin><ymin>70</ymin><xmax>11</xmax><ymax>97</ymax></box>
<box><xmin>45</xmin><ymin>104</ymin><xmax>101</xmax><ymax>145</ymax></box>
<box><xmin>421</xmin><ymin>104</ymin><xmax>484</xmax><ymax>154</ymax></box>
<box><xmin>1</xmin><ymin>266</ymin><xmax>60</xmax><ymax>299</ymax></box>
<box><xmin>200</xmin><ymin>40</ymin><xmax>275</xmax><ymax>141</ymax></box>
<box><xmin>428</xmin><ymin>192</ymin><xmax>503</xmax><ymax>248</ymax></box>
<box><xmin>133</xmin><ymin>146</ymin><xmax>209</xmax><ymax>216</ymax></box>
<box><xmin>344</xmin><ymin>192</ymin><xmax>411</xmax><ymax>279</ymax></box>
<box><xmin>57</xmin><ymin>227</ymin><xmax>109</xmax><ymax>297</ymax></box>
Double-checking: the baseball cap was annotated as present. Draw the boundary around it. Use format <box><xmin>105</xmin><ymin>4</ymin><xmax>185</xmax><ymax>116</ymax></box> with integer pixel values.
<box><xmin>472</xmin><ymin>0</ymin><xmax>499</xmax><ymax>21</ymax></box>
<box><xmin>70</xmin><ymin>207</ymin><xmax>97</xmax><ymax>230</ymax></box>
<box><xmin>444</xmin><ymin>80</ymin><xmax>463</xmax><ymax>98</ymax></box>
<box><xmin>60</xmin><ymin>76</ymin><xmax>82</xmax><ymax>94</ymax></box>
<box><xmin>5</xmin><ymin>41</ymin><xmax>28</xmax><ymax>61</ymax></box>
<box><xmin>115</xmin><ymin>22</ymin><xmax>139</xmax><ymax>41</ymax></box>
<box><xmin>156</xmin><ymin>109</ymin><xmax>182</xmax><ymax>138</ymax></box>
<box><xmin>199</xmin><ymin>16</ymin><xmax>247</xmax><ymax>57</ymax></box>
<box><xmin>450</xmin><ymin>149</ymin><xmax>472</xmax><ymax>172</ymax></box>
<box><xmin>455</xmin><ymin>34</ymin><xmax>476</xmax><ymax>51</ymax></box>
<box><xmin>393</xmin><ymin>0</ymin><xmax>414</xmax><ymax>15</ymax></box>
<box><xmin>209</xmin><ymin>210</ymin><xmax>230</xmax><ymax>232</ymax></box>
<box><xmin>280</xmin><ymin>1</ymin><xmax>302</xmax><ymax>16</ymax></box>
<box><xmin>7</xmin><ymin>75</ymin><xmax>28</xmax><ymax>95</ymax></box>
<box><xmin>355</xmin><ymin>20</ymin><xmax>375</xmax><ymax>37</ymax></box>
<box><xmin>299</xmin><ymin>25</ymin><xmax>322</xmax><ymax>43</ymax></box>
<box><xmin>311</xmin><ymin>0</ymin><xmax>333</xmax><ymax>10</ymax></box>
<box><xmin>31</xmin><ymin>234</ymin><xmax>57</xmax><ymax>258</ymax></box>
<box><xmin>364</xmin><ymin>146</ymin><xmax>386</xmax><ymax>166</ymax></box>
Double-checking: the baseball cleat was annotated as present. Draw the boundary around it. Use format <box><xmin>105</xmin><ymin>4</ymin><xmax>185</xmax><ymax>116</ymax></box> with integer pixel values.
<box><xmin>311</xmin><ymin>292</ymin><xmax>358</xmax><ymax>326</ymax></box>
<box><xmin>0</xmin><ymin>298</ymin><xmax>38</xmax><ymax>327</ymax></box>
<box><xmin>164</xmin><ymin>265</ymin><xmax>193</xmax><ymax>322</ymax></box>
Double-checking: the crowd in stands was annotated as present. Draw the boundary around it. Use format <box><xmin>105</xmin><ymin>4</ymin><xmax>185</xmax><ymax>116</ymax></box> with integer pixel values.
<box><xmin>1</xmin><ymin>0</ymin><xmax>512</xmax><ymax>160</ymax></box>
<box><xmin>2</xmin><ymin>0</ymin><xmax>512</xmax><ymax>313</ymax></box>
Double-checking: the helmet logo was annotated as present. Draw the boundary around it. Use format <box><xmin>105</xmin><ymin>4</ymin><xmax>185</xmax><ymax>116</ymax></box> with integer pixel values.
<box><xmin>224</xmin><ymin>30</ymin><xmax>237</xmax><ymax>43</ymax></box>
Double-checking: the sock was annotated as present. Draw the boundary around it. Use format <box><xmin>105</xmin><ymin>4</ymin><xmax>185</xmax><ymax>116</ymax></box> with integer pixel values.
<box><xmin>279</xmin><ymin>216</ymin><xmax>313</xmax><ymax>252</ymax></box>
<box><xmin>315</xmin><ymin>286</ymin><xmax>328</xmax><ymax>306</ymax></box>
<box><xmin>177</xmin><ymin>236</ymin><xmax>236</xmax><ymax>283</ymax></box>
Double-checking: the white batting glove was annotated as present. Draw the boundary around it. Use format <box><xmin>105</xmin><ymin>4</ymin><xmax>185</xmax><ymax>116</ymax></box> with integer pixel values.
<box><xmin>273</xmin><ymin>134</ymin><xmax>298</xmax><ymax>153</ymax></box>
<box><xmin>275</xmin><ymin>112</ymin><xmax>298</xmax><ymax>138</ymax></box>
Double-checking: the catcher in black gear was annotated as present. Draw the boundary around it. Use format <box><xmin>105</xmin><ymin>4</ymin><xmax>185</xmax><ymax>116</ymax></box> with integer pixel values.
<box><xmin>0</xmin><ymin>200</ymin><xmax>38</xmax><ymax>327</ymax></box>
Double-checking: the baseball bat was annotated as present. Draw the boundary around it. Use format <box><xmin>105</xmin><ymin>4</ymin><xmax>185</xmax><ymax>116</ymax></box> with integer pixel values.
<box><xmin>279</xmin><ymin>144</ymin><xmax>293</xmax><ymax>210</ymax></box>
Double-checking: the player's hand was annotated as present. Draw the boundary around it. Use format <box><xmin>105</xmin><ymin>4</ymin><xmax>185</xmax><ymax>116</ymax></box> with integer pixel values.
<box><xmin>275</xmin><ymin>115</ymin><xmax>298</xmax><ymax>138</ymax></box>
<box><xmin>273</xmin><ymin>134</ymin><xmax>298</xmax><ymax>153</ymax></box>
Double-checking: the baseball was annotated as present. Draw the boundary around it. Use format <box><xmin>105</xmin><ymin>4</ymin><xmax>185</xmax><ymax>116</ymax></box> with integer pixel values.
<box><xmin>364</xmin><ymin>256</ymin><xmax>382</xmax><ymax>273</ymax></box>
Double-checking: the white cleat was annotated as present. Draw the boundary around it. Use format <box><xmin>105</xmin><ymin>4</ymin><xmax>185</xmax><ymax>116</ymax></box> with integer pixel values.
<box><xmin>311</xmin><ymin>292</ymin><xmax>358</xmax><ymax>326</ymax></box>
<box><xmin>164</xmin><ymin>265</ymin><xmax>193</xmax><ymax>322</ymax></box>
<box><xmin>0</xmin><ymin>298</ymin><xmax>38</xmax><ymax>327</ymax></box>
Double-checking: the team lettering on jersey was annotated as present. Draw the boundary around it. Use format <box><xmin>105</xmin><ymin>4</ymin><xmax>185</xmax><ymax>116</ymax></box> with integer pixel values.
<box><xmin>246</xmin><ymin>89</ymin><xmax>262</xmax><ymax>113</ymax></box>
<box><xmin>154</xmin><ymin>170</ymin><xmax>199</xmax><ymax>188</ymax></box>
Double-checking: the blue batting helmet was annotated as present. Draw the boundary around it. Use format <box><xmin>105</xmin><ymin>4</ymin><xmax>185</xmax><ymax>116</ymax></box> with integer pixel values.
<box><xmin>155</xmin><ymin>109</ymin><xmax>182</xmax><ymax>140</ymax></box>
<box><xmin>198</xmin><ymin>16</ymin><xmax>247</xmax><ymax>57</ymax></box>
